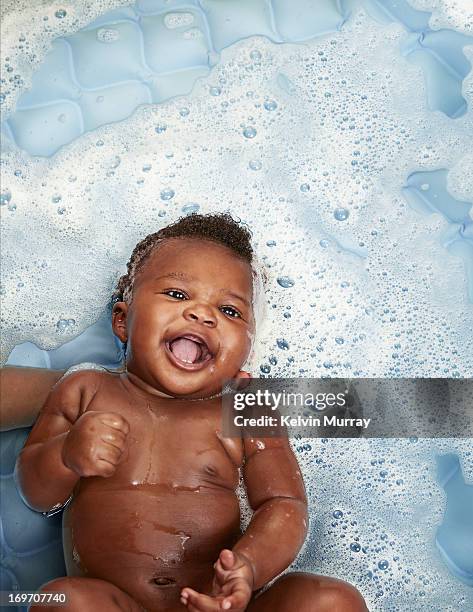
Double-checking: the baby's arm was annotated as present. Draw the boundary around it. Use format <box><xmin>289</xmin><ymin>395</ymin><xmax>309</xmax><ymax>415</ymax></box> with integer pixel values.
<box><xmin>234</xmin><ymin>436</ymin><xmax>308</xmax><ymax>589</ymax></box>
<box><xmin>15</xmin><ymin>370</ymin><xmax>129</xmax><ymax>513</ymax></box>
<box><xmin>181</xmin><ymin>437</ymin><xmax>307</xmax><ymax>610</ymax></box>
<box><xmin>0</xmin><ymin>367</ymin><xmax>64</xmax><ymax>431</ymax></box>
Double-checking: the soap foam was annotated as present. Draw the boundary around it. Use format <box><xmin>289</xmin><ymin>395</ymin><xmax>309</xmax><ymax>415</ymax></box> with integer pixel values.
<box><xmin>410</xmin><ymin>0</ymin><xmax>473</xmax><ymax>34</ymax></box>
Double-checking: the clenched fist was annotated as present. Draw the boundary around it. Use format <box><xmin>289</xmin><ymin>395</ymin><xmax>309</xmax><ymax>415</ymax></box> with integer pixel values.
<box><xmin>62</xmin><ymin>411</ymin><xmax>130</xmax><ymax>478</ymax></box>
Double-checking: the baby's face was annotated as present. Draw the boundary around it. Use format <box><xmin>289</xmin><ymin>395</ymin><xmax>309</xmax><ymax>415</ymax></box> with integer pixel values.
<box><xmin>113</xmin><ymin>238</ymin><xmax>255</xmax><ymax>398</ymax></box>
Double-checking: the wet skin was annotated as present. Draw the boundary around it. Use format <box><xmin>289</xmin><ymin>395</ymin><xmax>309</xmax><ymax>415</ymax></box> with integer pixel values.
<box><xmin>112</xmin><ymin>239</ymin><xmax>257</xmax><ymax>400</ymax></box>
<box><xmin>16</xmin><ymin>240</ymin><xmax>305</xmax><ymax>611</ymax></box>
<box><xmin>17</xmin><ymin>239</ymin><xmax>367</xmax><ymax>611</ymax></box>
<box><xmin>60</xmin><ymin>372</ymin><xmax>251</xmax><ymax>610</ymax></box>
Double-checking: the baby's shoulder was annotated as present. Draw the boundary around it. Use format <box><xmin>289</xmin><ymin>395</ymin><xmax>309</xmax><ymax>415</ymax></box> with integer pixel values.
<box><xmin>57</xmin><ymin>367</ymin><xmax>107</xmax><ymax>392</ymax></box>
<box><xmin>48</xmin><ymin>368</ymin><xmax>116</xmax><ymax>417</ymax></box>
<box><xmin>45</xmin><ymin>368</ymin><xmax>128</xmax><ymax>422</ymax></box>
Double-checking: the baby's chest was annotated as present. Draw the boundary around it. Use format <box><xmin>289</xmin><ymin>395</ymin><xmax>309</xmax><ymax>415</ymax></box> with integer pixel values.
<box><xmin>87</xmin><ymin>392</ymin><xmax>241</xmax><ymax>488</ymax></box>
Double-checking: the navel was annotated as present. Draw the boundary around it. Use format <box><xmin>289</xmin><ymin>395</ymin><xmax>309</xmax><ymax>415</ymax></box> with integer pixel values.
<box><xmin>150</xmin><ymin>577</ymin><xmax>176</xmax><ymax>587</ymax></box>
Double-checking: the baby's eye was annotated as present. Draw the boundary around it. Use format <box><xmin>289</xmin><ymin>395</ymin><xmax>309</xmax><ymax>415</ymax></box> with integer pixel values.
<box><xmin>164</xmin><ymin>289</ymin><xmax>187</xmax><ymax>300</ymax></box>
<box><xmin>220</xmin><ymin>305</ymin><xmax>242</xmax><ymax>319</ymax></box>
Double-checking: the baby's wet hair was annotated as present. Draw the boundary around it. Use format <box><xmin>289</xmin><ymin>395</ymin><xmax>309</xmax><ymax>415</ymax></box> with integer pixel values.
<box><xmin>114</xmin><ymin>212</ymin><xmax>254</xmax><ymax>303</ymax></box>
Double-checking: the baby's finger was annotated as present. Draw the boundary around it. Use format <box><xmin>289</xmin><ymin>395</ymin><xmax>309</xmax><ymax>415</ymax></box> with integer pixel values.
<box><xmin>181</xmin><ymin>588</ymin><xmax>222</xmax><ymax>611</ymax></box>
<box><xmin>98</xmin><ymin>443</ymin><xmax>123</xmax><ymax>465</ymax></box>
<box><xmin>220</xmin><ymin>593</ymin><xmax>246</xmax><ymax>611</ymax></box>
<box><xmin>221</xmin><ymin>579</ymin><xmax>252</xmax><ymax>610</ymax></box>
<box><xmin>218</xmin><ymin>549</ymin><xmax>236</xmax><ymax>571</ymax></box>
<box><xmin>187</xmin><ymin>604</ymin><xmax>212</xmax><ymax>612</ymax></box>
<box><xmin>213</xmin><ymin>559</ymin><xmax>228</xmax><ymax>584</ymax></box>
<box><xmin>94</xmin><ymin>458</ymin><xmax>117</xmax><ymax>478</ymax></box>
<box><xmin>186</xmin><ymin>604</ymin><xmax>212</xmax><ymax>612</ymax></box>
<box><xmin>100</xmin><ymin>429</ymin><xmax>127</xmax><ymax>451</ymax></box>
<box><xmin>99</xmin><ymin>413</ymin><xmax>130</xmax><ymax>434</ymax></box>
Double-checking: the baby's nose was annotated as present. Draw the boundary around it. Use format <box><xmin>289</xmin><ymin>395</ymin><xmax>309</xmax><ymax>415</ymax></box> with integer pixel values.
<box><xmin>183</xmin><ymin>303</ymin><xmax>217</xmax><ymax>327</ymax></box>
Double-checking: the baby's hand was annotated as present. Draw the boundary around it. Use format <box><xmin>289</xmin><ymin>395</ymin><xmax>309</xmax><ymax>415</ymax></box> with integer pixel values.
<box><xmin>62</xmin><ymin>411</ymin><xmax>130</xmax><ymax>478</ymax></box>
<box><xmin>181</xmin><ymin>549</ymin><xmax>254</xmax><ymax>611</ymax></box>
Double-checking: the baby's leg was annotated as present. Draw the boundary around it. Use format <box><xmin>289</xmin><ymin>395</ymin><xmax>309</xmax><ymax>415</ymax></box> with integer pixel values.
<box><xmin>29</xmin><ymin>577</ymin><xmax>145</xmax><ymax>612</ymax></box>
<box><xmin>248</xmin><ymin>572</ymin><xmax>368</xmax><ymax>612</ymax></box>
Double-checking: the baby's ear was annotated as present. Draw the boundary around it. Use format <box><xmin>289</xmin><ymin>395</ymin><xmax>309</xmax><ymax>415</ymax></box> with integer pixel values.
<box><xmin>112</xmin><ymin>302</ymin><xmax>128</xmax><ymax>342</ymax></box>
<box><xmin>234</xmin><ymin>370</ymin><xmax>251</xmax><ymax>390</ymax></box>
<box><xmin>236</xmin><ymin>370</ymin><xmax>251</xmax><ymax>379</ymax></box>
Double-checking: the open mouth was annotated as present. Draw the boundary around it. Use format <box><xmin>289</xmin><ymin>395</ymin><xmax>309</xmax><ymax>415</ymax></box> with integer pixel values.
<box><xmin>165</xmin><ymin>334</ymin><xmax>214</xmax><ymax>370</ymax></box>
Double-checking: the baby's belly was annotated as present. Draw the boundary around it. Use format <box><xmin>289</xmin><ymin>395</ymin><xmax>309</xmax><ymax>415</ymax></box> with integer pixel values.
<box><xmin>63</xmin><ymin>483</ymin><xmax>241</xmax><ymax>611</ymax></box>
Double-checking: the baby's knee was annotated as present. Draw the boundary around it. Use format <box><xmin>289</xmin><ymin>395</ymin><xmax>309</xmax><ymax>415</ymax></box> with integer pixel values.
<box><xmin>314</xmin><ymin>579</ymin><xmax>367</xmax><ymax>612</ymax></box>
<box><xmin>271</xmin><ymin>572</ymin><xmax>368</xmax><ymax>612</ymax></box>
<box><xmin>29</xmin><ymin>578</ymin><xmax>71</xmax><ymax>611</ymax></box>
<box><xmin>295</xmin><ymin>573</ymin><xmax>368</xmax><ymax>612</ymax></box>
<box><xmin>30</xmin><ymin>577</ymin><xmax>141</xmax><ymax>612</ymax></box>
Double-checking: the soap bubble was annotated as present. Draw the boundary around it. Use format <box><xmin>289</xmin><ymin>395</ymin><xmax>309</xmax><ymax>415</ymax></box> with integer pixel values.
<box><xmin>249</xmin><ymin>160</ymin><xmax>262</xmax><ymax>170</ymax></box>
<box><xmin>277</xmin><ymin>276</ymin><xmax>295</xmax><ymax>288</ymax></box>
<box><xmin>276</xmin><ymin>338</ymin><xmax>289</xmax><ymax>350</ymax></box>
<box><xmin>56</xmin><ymin>318</ymin><xmax>75</xmax><ymax>333</ymax></box>
<box><xmin>182</xmin><ymin>203</ymin><xmax>200</xmax><ymax>214</ymax></box>
<box><xmin>109</xmin><ymin>156</ymin><xmax>121</xmax><ymax>169</ymax></box>
<box><xmin>0</xmin><ymin>189</ymin><xmax>12</xmax><ymax>206</ymax></box>
<box><xmin>334</xmin><ymin>208</ymin><xmax>349</xmax><ymax>221</ymax></box>
<box><xmin>160</xmin><ymin>189</ymin><xmax>175</xmax><ymax>201</ymax></box>
<box><xmin>243</xmin><ymin>127</ymin><xmax>257</xmax><ymax>139</ymax></box>
<box><xmin>264</xmin><ymin>100</ymin><xmax>277</xmax><ymax>111</ymax></box>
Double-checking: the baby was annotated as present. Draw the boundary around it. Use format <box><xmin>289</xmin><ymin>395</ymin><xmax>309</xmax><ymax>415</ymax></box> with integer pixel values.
<box><xmin>15</xmin><ymin>213</ymin><xmax>367</xmax><ymax>612</ymax></box>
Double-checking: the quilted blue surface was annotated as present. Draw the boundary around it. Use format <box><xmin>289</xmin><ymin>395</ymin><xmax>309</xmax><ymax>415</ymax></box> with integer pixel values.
<box><xmin>2</xmin><ymin>0</ymin><xmax>471</xmax><ymax>156</ymax></box>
